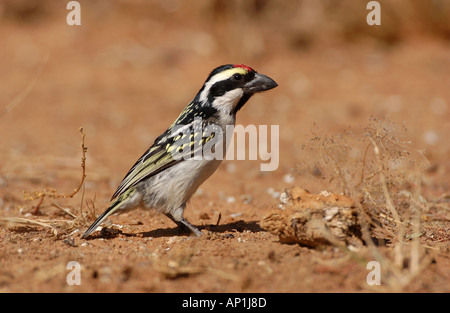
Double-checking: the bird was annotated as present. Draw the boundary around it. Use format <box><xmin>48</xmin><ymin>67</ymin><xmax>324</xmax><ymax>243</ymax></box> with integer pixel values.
<box><xmin>82</xmin><ymin>64</ymin><xmax>278</xmax><ymax>239</ymax></box>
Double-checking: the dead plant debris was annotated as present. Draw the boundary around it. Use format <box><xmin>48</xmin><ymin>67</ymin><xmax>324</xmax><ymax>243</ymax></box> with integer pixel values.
<box><xmin>261</xmin><ymin>187</ymin><xmax>363</xmax><ymax>249</ymax></box>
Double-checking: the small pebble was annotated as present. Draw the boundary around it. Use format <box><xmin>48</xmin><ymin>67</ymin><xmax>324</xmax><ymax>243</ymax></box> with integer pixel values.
<box><xmin>226</xmin><ymin>196</ymin><xmax>236</xmax><ymax>203</ymax></box>
<box><xmin>279</xmin><ymin>192</ymin><xmax>289</xmax><ymax>204</ymax></box>
<box><xmin>283</xmin><ymin>174</ymin><xmax>295</xmax><ymax>184</ymax></box>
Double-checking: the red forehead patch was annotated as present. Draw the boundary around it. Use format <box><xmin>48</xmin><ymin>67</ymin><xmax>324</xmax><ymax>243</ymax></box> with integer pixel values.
<box><xmin>233</xmin><ymin>64</ymin><xmax>254</xmax><ymax>72</ymax></box>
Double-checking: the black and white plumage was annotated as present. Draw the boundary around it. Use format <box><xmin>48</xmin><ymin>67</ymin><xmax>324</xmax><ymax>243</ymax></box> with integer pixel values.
<box><xmin>82</xmin><ymin>64</ymin><xmax>278</xmax><ymax>238</ymax></box>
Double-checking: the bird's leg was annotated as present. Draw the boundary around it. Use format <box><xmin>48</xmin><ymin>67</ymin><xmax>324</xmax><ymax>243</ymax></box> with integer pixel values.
<box><xmin>164</xmin><ymin>212</ymin><xmax>202</xmax><ymax>237</ymax></box>
<box><xmin>179</xmin><ymin>217</ymin><xmax>202</xmax><ymax>237</ymax></box>
<box><xmin>164</xmin><ymin>212</ymin><xmax>189</xmax><ymax>232</ymax></box>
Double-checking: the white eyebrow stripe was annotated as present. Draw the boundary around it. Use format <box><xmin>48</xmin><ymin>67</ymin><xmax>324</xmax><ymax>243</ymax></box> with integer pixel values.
<box><xmin>199</xmin><ymin>68</ymin><xmax>247</xmax><ymax>104</ymax></box>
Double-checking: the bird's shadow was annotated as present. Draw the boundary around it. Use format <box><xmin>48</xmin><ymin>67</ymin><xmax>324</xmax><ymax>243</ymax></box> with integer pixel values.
<box><xmin>88</xmin><ymin>220</ymin><xmax>263</xmax><ymax>240</ymax></box>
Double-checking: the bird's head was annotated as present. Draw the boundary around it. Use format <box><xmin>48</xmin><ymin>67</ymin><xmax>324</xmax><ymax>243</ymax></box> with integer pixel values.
<box><xmin>197</xmin><ymin>64</ymin><xmax>278</xmax><ymax>115</ymax></box>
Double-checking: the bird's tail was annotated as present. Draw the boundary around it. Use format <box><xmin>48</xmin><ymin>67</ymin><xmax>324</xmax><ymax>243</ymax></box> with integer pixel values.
<box><xmin>81</xmin><ymin>198</ymin><xmax>122</xmax><ymax>239</ymax></box>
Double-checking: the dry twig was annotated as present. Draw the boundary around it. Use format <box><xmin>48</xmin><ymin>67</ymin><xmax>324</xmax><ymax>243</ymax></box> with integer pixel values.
<box><xmin>23</xmin><ymin>128</ymin><xmax>87</xmax><ymax>213</ymax></box>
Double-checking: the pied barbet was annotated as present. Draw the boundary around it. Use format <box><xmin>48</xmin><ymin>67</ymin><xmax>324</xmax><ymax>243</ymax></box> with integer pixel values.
<box><xmin>82</xmin><ymin>64</ymin><xmax>277</xmax><ymax>238</ymax></box>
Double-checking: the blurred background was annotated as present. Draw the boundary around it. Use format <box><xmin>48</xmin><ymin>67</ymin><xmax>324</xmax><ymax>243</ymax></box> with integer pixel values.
<box><xmin>0</xmin><ymin>0</ymin><xmax>449</xmax><ymax>206</ymax></box>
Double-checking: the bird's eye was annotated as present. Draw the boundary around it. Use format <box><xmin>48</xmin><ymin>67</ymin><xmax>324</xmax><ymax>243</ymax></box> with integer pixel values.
<box><xmin>233</xmin><ymin>73</ymin><xmax>243</xmax><ymax>81</ymax></box>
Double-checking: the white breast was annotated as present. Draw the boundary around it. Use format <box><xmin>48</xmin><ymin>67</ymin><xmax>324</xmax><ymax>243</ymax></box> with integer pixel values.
<box><xmin>141</xmin><ymin>157</ymin><xmax>223</xmax><ymax>214</ymax></box>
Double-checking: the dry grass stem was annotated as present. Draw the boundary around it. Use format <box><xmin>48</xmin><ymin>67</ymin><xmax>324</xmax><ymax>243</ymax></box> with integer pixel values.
<box><xmin>23</xmin><ymin>128</ymin><xmax>87</xmax><ymax>213</ymax></box>
<box><xmin>291</xmin><ymin>117</ymin><xmax>444</xmax><ymax>291</ymax></box>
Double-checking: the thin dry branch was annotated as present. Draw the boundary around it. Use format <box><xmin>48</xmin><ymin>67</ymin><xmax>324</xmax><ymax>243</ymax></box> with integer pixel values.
<box><xmin>358</xmin><ymin>142</ymin><xmax>372</xmax><ymax>186</ymax></box>
<box><xmin>369</xmin><ymin>137</ymin><xmax>402</xmax><ymax>228</ymax></box>
<box><xmin>23</xmin><ymin>128</ymin><xmax>87</xmax><ymax>212</ymax></box>
<box><xmin>0</xmin><ymin>217</ymin><xmax>59</xmax><ymax>236</ymax></box>
<box><xmin>51</xmin><ymin>202</ymin><xmax>78</xmax><ymax>219</ymax></box>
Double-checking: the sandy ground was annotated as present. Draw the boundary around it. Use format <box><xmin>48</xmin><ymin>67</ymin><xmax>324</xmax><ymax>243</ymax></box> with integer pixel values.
<box><xmin>0</xmin><ymin>2</ymin><xmax>449</xmax><ymax>293</ymax></box>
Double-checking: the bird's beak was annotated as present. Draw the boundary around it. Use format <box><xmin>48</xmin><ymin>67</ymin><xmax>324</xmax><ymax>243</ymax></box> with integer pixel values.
<box><xmin>244</xmin><ymin>73</ymin><xmax>278</xmax><ymax>94</ymax></box>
